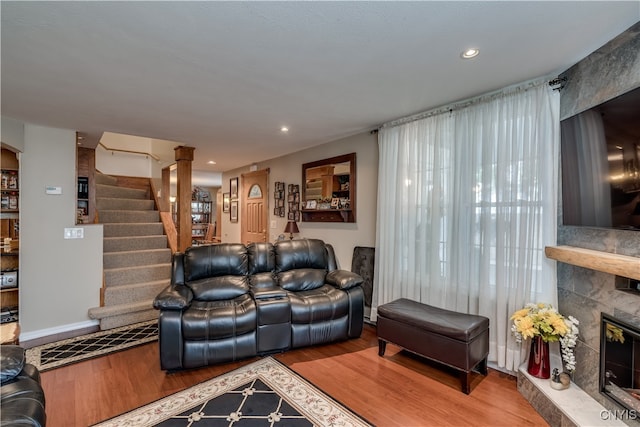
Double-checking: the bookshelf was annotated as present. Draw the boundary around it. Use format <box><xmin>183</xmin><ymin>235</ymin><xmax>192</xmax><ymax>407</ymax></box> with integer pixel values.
<box><xmin>191</xmin><ymin>200</ymin><xmax>212</xmax><ymax>241</ymax></box>
<box><xmin>1</xmin><ymin>147</ymin><xmax>19</xmax><ymax>336</ymax></box>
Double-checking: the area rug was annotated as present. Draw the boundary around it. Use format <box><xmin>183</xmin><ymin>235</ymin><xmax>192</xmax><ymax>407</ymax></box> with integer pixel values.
<box><xmin>93</xmin><ymin>357</ymin><xmax>372</xmax><ymax>427</ymax></box>
<box><xmin>25</xmin><ymin>320</ymin><xmax>157</xmax><ymax>372</ymax></box>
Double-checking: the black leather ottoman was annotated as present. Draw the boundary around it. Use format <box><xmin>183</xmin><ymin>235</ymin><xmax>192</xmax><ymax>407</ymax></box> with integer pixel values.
<box><xmin>377</xmin><ymin>298</ymin><xmax>489</xmax><ymax>394</ymax></box>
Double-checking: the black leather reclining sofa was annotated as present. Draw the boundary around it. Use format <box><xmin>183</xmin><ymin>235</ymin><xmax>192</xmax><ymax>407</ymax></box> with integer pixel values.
<box><xmin>153</xmin><ymin>238</ymin><xmax>364</xmax><ymax>370</ymax></box>
<box><xmin>0</xmin><ymin>345</ymin><xmax>46</xmax><ymax>427</ymax></box>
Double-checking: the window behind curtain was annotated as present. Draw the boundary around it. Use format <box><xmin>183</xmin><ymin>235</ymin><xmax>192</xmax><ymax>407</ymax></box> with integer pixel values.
<box><xmin>373</xmin><ymin>80</ymin><xmax>559</xmax><ymax>371</ymax></box>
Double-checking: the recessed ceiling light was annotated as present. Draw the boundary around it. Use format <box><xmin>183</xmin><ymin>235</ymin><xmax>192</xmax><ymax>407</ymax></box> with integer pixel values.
<box><xmin>207</xmin><ymin>160</ymin><xmax>216</xmax><ymax>165</ymax></box>
<box><xmin>461</xmin><ymin>48</ymin><xmax>480</xmax><ymax>59</ymax></box>
<box><xmin>280</xmin><ymin>126</ymin><xmax>289</xmax><ymax>133</ymax></box>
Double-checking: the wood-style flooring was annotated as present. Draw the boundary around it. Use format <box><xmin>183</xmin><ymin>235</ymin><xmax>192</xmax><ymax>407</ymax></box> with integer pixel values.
<box><xmin>39</xmin><ymin>324</ymin><xmax>548</xmax><ymax>426</ymax></box>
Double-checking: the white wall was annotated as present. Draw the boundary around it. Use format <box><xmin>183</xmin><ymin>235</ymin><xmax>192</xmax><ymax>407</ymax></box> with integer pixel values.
<box><xmin>97</xmin><ymin>132</ymin><xmax>176</xmax><ymax>178</ymax></box>
<box><xmin>221</xmin><ymin>131</ymin><xmax>378</xmax><ymax>269</ymax></box>
<box><xmin>20</xmin><ymin>124</ymin><xmax>103</xmax><ymax>339</ymax></box>
<box><xmin>96</xmin><ymin>143</ymin><xmax>154</xmax><ymax>177</ymax></box>
<box><xmin>1</xmin><ymin>116</ymin><xmax>25</xmax><ymax>152</ymax></box>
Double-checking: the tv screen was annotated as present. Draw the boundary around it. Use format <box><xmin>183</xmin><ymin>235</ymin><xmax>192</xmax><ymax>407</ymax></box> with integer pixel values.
<box><xmin>561</xmin><ymin>86</ymin><xmax>640</xmax><ymax>230</ymax></box>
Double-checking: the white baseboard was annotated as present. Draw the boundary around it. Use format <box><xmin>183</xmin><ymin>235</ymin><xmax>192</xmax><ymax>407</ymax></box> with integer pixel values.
<box><xmin>20</xmin><ymin>320</ymin><xmax>100</xmax><ymax>342</ymax></box>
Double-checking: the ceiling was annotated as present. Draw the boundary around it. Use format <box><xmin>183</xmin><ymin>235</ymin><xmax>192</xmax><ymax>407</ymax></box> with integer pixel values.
<box><xmin>2</xmin><ymin>2</ymin><xmax>639</xmax><ymax>174</ymax></box>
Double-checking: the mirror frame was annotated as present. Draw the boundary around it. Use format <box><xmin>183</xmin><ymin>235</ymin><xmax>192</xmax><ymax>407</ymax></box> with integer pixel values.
<box><xmin>301</xmin><ymin>152</ymin><xmax>356</xmax><ymax>223</ymax></box>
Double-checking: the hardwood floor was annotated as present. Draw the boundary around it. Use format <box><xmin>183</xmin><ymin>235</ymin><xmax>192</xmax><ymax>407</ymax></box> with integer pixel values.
<box><xmin>40</xmin><ymin>324</ymin><xmax>548</xmax><ymax>426</ymax></box>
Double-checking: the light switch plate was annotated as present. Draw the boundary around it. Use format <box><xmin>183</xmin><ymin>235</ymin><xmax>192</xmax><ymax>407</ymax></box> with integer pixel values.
<box><xmin>64</xmin><ymin>227</ymin><xmax>84</xmax><ymax>239</ymax></box>
<box><xmin>45</xmin><ymin>186</ymin><xmax>63</xmax><ymax>195</ymax></box>
<box><xmin>270</xmin><ymin>220</ymin><xmax>277</xmax><ymax>229</ymax></box>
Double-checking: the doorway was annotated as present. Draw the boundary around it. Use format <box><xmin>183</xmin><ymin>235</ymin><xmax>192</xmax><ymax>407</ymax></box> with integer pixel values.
<box><xmin>241</xmin><ymin>169</ymin><xmax>269</xmax><ymax>244</ymax></box>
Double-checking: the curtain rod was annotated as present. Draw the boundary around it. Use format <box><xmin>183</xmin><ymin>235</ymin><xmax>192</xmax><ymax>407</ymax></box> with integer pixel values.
<box><xmin>379</xmin><ymin>74</ymin><xmax>563</xmax><ymax>131</ymax></box>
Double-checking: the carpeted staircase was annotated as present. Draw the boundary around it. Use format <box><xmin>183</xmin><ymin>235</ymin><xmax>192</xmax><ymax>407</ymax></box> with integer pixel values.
<box><xmin>88</xmin><ymin>173</ymin><xmax>171</xmax><ymax>330</ymax></box>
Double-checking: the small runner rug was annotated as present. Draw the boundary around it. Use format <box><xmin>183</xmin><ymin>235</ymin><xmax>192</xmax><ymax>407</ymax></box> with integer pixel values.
<box><xmin>25</xmin><ymin>320</ymin><xmax>157</xmax><ymax>372</ymax></box>
<box><xmin>93</xmin><ymin>357</ymin><xmax>372</xmax><ymax>427</ymax></box>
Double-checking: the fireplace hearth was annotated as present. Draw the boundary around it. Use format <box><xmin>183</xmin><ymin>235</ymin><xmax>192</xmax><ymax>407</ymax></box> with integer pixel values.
<box><xmin>600</xmin><ymin>313</ymin><xmax>640</xmax><ymax>413</ymax></box>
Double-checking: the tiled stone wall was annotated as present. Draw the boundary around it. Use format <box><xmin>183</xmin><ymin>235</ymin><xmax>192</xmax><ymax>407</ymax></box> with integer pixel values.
<box><xmin>557</xmin><ymin>228</ymin><xmax>640</xmax><ymax>407</ymax></box>
<box><xmin>559</xmin><ymin>22</ymin><xmax>640</xmax><ymax>120</ymax></box>
<box><xmin>557</xmin><ymin>22</ymin><xmax>640</xmax><ymax>425</ymax></box>
<box><xmin>518</xmin><ymin>371</ymin><xmax>578</xmax><ymax>427</ymax></box>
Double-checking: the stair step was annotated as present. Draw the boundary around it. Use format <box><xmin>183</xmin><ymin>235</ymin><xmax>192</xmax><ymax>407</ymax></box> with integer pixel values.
<box><xmin>105</xmin><ymin>263</ymin><xmax>171</xmax><ymax>287</ymax></box>
<box><xmin>97</xmin><ymin>197</ymin><xmax>155</xmax><ymax>211</ymax></box>
<box><xmin>103</xmin><ymin>280</ymin><xmax>169</xmax><ymax>306</ymax></box>
<box><xmin>95</xmin><ymin>173</ymin><xmax>118</xmax><ymax>186</ymax></box>
<box><xmin>99</xmin><ymin>210</ymin><xmax>160</xmax><ymax>224</ymax></box>
<box><xmin>104</xmin><ymin>248</ymin><xmax>171</xmax><ymax>269</ymax></box>
<box><xmin>88</xmin><ymin>300</ymin><xmax>158</xmax><ymax>330</ymax></box>
<box><xmin>100</xmin><ymin>309</ymin><xmax>158</xmax><ymax>330</ymax></box>
<box><xmin>103</xmin><ymin>223</ymin><xmax>165</xmax><ymax>238</ymax></box>
<box><xmin>104</xmin><ymin>235</ymin><xmax>168</xmax><ymax>252</ymax></box>
<box><xmin>90</xmin><ymin>174</ymin><xmax>168</xmax><ymax>331</ymax></box>
<box><xmin>96</xmin><ymin>183</ymin><xmax>148</xmax><ymax>200</ymax></box>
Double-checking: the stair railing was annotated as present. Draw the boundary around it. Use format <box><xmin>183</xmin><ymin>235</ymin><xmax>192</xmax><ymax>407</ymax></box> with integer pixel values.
<box><xmin>97</xmin><ymin>142</ymin><xmax>161</xmax><ymax>162</ymax></box>
<box><xmin>151</xmin><ymin>170</ymin><xmax>178</xmax><ymax>254</ymax></box>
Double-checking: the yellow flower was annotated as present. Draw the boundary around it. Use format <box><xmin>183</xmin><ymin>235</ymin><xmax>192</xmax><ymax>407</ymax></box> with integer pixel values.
<box><xmin>511</xmin><ymin>303</ymin><xmax>576</xmax><ymax>342</ymax></box>
<box><xmin>511</xmin><ymin>303</ymin><xmax>580</xmax><ymax>373</ymax></box>
<box><xmin>552</xmin><ymin>317</ymin><xmax>568</xmax><ymax>336</ymax></box>
<box><xmin>510</xmin><ymin>308</ymin><xmax>530</xmax><ymax>321</ymax></box>
<box><xmin>606</xmin><ymin>324</ymin><xmax>625</xmax><ymax>343</ymax></box>
<box><xmin>514</xmin><ymin>316</ymin><xmax>536</xmax><ymax>338</ymax></box>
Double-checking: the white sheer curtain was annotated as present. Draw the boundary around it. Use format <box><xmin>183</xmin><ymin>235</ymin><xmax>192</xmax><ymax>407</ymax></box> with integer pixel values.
<box><xmin>372</xmin><ymin>80</ymin><xmax>559</xmax><ymax>372</ymax></box>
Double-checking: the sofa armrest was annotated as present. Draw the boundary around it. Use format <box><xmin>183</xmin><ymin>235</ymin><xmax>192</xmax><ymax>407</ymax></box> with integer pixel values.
<box><xmin>171</xmin><ymin>252</ymin><xmax>186</xmax><ymax>286</ymax></box>
<box><xmin>326</xmin><ymin>270</ymin><xmax>364</xmax><ymax>290</ymax></box>
<box><xmin>1</xmin><ymin>345</ymin><xmax>25</xmax><ymax>384</ymax></box>
<box><xmin>153</xmin><ymin>283</ymin><xmax>193</xmax><ymax>310</ymax></box>
<box><xmin>250</xmin><ymin>272</ymin><xmax>286</xmax><ymax>300</ymax></box>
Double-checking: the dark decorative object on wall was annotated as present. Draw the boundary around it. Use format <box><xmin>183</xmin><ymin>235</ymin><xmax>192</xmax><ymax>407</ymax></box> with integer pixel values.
<box><xmin>230</xmin><ymin>200</ymin><xmax>238</xmax><ymax>223</ymax></box>
<box><xmin>230</xmin><ymin>177</ymin><xmax>239</xmax><ymax>199</ymax></box>
<box><xmin>273</xmin><ymin>181</ymin><xmax>285</xmax><ymax>217</ymax></box>
<box><xmin>302</xmin><ymin>152</ymin><xmax>356</xmax><ymax>223</ymax></box>
<box><xmin>287</xmin><ymin>184</ymin><xmax>300</xmax><ymax>222</ymax></box>
<box><xmin>351</xmin><ymin>246</ymin><xmax>374</xmax><ymax>308</ymax></box>
<box><xmin>223</xmin><ymin>193</ymin><xmax>230</xmax><ymax>213</ymax></box>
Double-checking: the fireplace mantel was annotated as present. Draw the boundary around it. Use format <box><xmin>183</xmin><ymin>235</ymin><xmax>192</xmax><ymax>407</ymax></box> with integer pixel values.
<box><xmin>545</xmin><ymin>245</ymin><xmax>640</xmax><ymax>281</ymax></box>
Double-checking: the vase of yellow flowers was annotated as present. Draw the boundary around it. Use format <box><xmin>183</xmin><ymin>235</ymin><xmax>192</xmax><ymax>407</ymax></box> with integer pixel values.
<box><xmin>511</xmin><ymin>303</ymin><xmax>579</xmax><ymax>379</ymax></box>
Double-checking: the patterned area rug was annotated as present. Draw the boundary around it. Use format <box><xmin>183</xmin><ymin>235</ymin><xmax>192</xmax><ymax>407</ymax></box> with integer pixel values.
<box><xmin>93</xmin><ymin>357</ymin><xmax>372</xmax><ymax>427</ymax></box>
<box><xmin>25</xmin><ymin>320</ymin><xmax>157</xmax><ymax>372</ymax></box>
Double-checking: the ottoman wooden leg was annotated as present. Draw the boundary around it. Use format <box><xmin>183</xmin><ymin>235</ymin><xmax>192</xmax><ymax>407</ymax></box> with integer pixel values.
<box><xmin>461</xmin><ymin>371</ymin><xmax>472</xmax><ymax>395</ymax></box>
<box><xmin>378</xmin><ymin>339</ymin><xmax>387</xmax><ymax>356</ymax></box>
<box><xmin>477</xmin><ymin>357</ymin><xmax>488</xmax><ymax>376</ymax></box>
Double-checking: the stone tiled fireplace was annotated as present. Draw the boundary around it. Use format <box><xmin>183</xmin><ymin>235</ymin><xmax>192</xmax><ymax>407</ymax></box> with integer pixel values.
<box><xmin>518</xmin><ymin>22</ymin><xmax>640</xmax><ymax>427</ymax></box>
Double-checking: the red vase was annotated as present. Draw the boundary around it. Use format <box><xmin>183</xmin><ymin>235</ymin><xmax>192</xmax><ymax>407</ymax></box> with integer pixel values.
<box><xmin>527</xmin><ymin>336</ymin><xmax>551</xmax><ymax>379</ymax></box>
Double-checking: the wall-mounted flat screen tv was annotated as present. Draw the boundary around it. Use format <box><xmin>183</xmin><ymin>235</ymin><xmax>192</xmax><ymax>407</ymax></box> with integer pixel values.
<box><xmin>561</xmin><ymin>86</ymin><xmax>640</xmax><ymax>230</ymax></box>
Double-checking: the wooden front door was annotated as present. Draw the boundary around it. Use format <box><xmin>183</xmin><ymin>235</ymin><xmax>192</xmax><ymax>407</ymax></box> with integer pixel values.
<box><xmin>241</xmin><ymin>169</ymin><xmax>269</xmax><ymax>244</ymax></box>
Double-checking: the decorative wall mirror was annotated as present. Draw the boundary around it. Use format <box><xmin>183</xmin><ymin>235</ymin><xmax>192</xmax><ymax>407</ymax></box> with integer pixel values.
<box><xmin>301</xmin><ymin>152</ymin><xmax>356</xmax><ymax>222</ymax></box>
